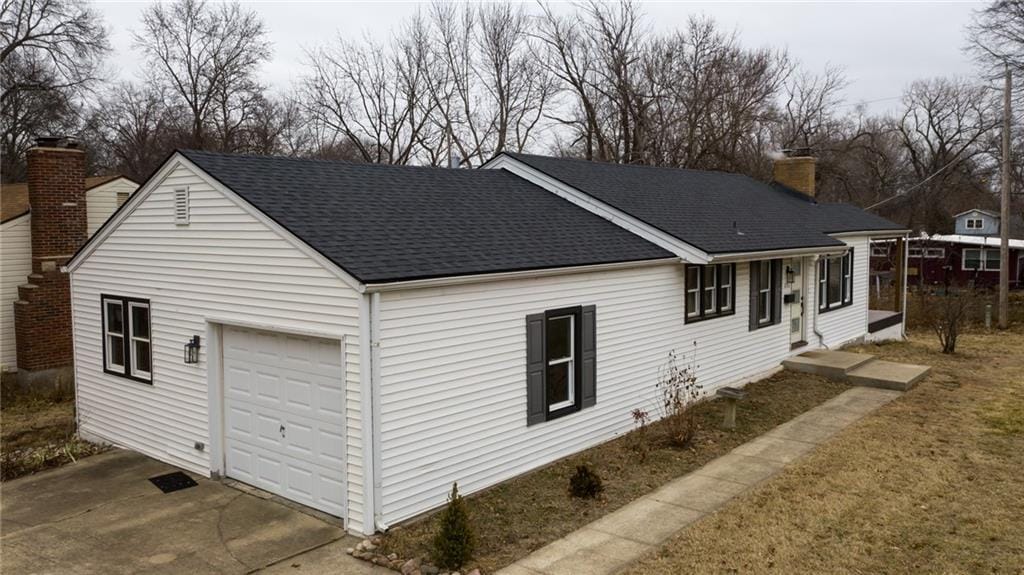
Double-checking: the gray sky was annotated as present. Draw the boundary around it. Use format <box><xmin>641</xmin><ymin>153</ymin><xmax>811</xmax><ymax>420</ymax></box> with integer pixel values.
<box><xmin>95</xmin><ymin>1</ymin><xmax>982</xmax><ymax>116</ymax></box>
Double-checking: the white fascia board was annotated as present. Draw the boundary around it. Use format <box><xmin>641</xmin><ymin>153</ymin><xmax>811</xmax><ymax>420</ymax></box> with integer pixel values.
<box><xmin>364</xmin><ymin>257</ymin><xmax>681</xmax><ymax>293</ymax></box>
<box><xmin>483</xmin><ymin>155</ymin><xmax>711</xmax><ymax>264</ymax></box>
<box><xmin>65</xmin><ymin>153</ymin><xmax>366</xmax><ymax>294</ymax></box>
<box><xmin>709</xmin><ymin>245</ymin><xmax>845</xmax><ymax>263</ymax></box>
<box><xmin>829</xmin><ymin>230</ymin><xmax>910</xmax><ymax>239</ymax></box>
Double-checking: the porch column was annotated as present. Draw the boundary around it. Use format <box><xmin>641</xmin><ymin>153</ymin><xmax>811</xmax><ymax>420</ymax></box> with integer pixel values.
<box><xmin>893</xmin><ymin>237</ymin><xmax>905</xmax><ymax>312</ymax></box>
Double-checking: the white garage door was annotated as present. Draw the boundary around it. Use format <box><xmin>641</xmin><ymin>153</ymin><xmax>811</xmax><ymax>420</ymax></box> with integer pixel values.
<box><xmin>222</xmin><ymin>326</ymin><xmax>346</xmax><ymax>517</ymax></box>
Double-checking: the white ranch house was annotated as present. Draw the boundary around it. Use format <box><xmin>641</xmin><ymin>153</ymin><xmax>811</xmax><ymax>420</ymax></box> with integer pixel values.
<box><xmin>65</xmin><ymin>149</ymin><xmax>908</xmax><ymax>535</ymax></box>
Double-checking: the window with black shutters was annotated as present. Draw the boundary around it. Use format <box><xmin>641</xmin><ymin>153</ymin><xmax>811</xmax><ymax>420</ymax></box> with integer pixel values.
<box><xmin>749</xmin><ymin>260</ymin><xmax>782</xmax><ymax>330</ymax></box>
<box><xmin>684</xmin><ymin>263</ymin><xmax>735</xmax><ymax>322</ymax></box>
<box><xmin>525</xmin><ymin>305</ymin><xmax>596</xmax><ymax>425</ymax></box>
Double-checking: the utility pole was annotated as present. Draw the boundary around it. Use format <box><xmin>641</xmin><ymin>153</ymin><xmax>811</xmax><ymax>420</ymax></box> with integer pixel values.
<box><xmin>999</xmin><ymin>63</ymin><xmax>1011</xmax><ymax>329</ymax></box>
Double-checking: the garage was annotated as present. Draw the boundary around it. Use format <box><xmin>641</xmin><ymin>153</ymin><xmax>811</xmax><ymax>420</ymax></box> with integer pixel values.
<box><xmin>221</xmin><ymin>325</ymin><xmax>347</xmax><ymax>517</ymax></box>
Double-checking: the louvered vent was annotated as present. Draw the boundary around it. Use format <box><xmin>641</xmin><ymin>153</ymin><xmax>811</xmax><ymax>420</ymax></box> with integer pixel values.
<box><xmin>174</xmin><ymin>188</ymin><xmax>190</xmax><ymax>224</ymax></box>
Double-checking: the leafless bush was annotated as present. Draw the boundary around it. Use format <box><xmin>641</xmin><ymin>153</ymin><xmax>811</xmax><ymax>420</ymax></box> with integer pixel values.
<box><xmin>918</xmin><ymin>285</ymin><xmax>976</xmax><ymax>354</ymax></box>
<box><xmin>655</xmin><ymin>345</ymin><xmax>704</xmax><ymax>448</ymax></box>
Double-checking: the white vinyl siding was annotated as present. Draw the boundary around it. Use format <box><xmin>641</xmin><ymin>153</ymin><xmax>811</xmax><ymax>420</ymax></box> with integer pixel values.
<box><xmin>70</xmin><ymin>162</ymin><xmax>365</xmax><ymax>527</ymax></box>
<box><xmin>86</xmin><ymin>178</ymin><xmax>139</xmax><ymax>235</ymax></box>
<box><xmin>814</xmin><ymin>236</ymin><xmax>871</xmax><ymax>348</ymax></box>
<box><xmin>1</xmin><ymin>214</ymin><xmax>32</xmax><ymax>371</ymax></box>
<box><xmin>375</xmin><ymin>261</ymin><xmax>800</xmax><ymax>525</ymax></box>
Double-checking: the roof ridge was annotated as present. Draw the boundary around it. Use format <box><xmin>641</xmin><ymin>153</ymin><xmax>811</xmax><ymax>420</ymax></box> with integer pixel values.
<box><xmin>179</xmin><ymin>149</ymin><xmax>509</xmax><ymax>176</ymax></box>
<box><xmin>506</xmin><ymin>151</ymin><xmax>757</xmax><ymax>180</ymax></box>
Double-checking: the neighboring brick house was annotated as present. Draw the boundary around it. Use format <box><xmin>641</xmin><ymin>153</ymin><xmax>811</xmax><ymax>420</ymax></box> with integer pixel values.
<box><xmin>0</xmin><ymin>137</ymin><xmax>138</xmax><ymax>384</ymax></box>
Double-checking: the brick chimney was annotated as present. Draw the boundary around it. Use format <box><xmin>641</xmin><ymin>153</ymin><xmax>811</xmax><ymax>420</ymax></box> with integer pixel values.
<box><xmin>773</xmin><ymin>148</ymin><xmax>816</xmax><ymax>198</ymax></box>
<box><xmin>14</xmin><ymin>136</ymin><xmax>87</xmax><ymax>389</ymax></box>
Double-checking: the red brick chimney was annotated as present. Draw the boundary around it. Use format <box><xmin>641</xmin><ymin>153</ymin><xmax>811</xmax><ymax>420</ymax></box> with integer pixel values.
<box><xmin>14</xmin><ymin>136</ymin><xmax>87</xmax><ymax>388</ymax></box>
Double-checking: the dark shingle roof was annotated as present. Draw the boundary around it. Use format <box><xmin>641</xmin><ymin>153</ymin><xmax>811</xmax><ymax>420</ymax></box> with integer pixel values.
<box><xmin>180</xmin><ymin>150</ymin><xmax>673</xmax><ymax>283</ymax></box>
<box><xmin>503</xmin><ymin>152</ymin><xmax>905</xmax><ymax>254</ymax></box>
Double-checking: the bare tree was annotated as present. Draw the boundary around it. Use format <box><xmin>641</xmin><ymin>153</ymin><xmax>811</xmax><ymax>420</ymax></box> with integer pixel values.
<box><xmin>1</xmin><ymin>0</ymin><xmax>108</xmax><ymax>180</ymax></box>
<box><xmin>133</xmin><ymin>0</ymin><xmax>270</xmax><ymax>150</ymax></box>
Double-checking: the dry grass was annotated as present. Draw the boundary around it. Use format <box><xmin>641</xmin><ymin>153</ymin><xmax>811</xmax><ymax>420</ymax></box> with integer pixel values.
<box><xmin>1</xmin><ymin>379</ymin><xmax>107</xmax><ymax>481</ymax></box>
<box><xmin>380</xmin><ymin>372</ymin><xmax>849</xmax><ymax>573</ymax></box>
<box><xmin>627</xmin><ymin>328</ymin><xmax>1024</xmax><ymax>575</ymax></box>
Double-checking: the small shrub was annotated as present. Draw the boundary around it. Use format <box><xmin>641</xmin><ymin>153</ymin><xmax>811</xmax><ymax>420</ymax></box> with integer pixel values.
<box><xmin>627</xmin><ymin>408</ymin><xmax>651</xmax><ymax>462</ymax></box>
<box><xmin>918</xmin><ymin>285</ymin><xmax>975</xmax><ymax>354</ymax></box>
<box><xmin>656</xmin><ymin>344</ymin><xmax>704</xmax><ymax>448</ymax></box>
<box><xmin>431</xmin><ymin>482</ymin><xmax>474</xmax><ymax>570</ymax></box>
<box><xmin>568</xmin><ymin>464</ymin><xmax>604</xmax><ymax>499</ymax></box>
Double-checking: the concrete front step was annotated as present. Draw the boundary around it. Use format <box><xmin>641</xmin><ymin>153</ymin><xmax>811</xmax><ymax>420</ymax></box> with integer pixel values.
<box><xmin>783</xmin><ymin>350</ymin><xmax>930</xmax><ymax>392</ymax></box>
<box><xmin>847</xmin><ymin>359</ymin><xmax>931</xmax><ymax>392</ymax></box>
<box><xmin>782</xmin><ymin>350</ymin><xmax>875</xmax><ymax>380</ymax></box>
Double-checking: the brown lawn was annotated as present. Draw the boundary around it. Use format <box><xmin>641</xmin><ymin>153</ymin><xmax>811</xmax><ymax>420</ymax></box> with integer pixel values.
<box><xmin>0</xmin><ymin>380</ymin><xmax>106</xmax><ymax>481</ymax></box>
<box><xmin>627</xmin><ymin>328</ymin><xmax>1024</xmax><ymax>575</ymax></box>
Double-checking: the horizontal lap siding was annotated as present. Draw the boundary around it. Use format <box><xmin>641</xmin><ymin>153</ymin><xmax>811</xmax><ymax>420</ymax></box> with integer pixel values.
<box><xmin>1</xmin><ymin>215</ymin><xmax>31</xmax><ymax>370</ymax></box>
<box><xmin>71</xmin><ymin>164</ymin><xmax>365</xmax><ymax>525</ymax></box>
<box><xmin>377</xmin><ymin>262</ymin><xmax>795</xmax><ymax>524</ymax></box>
<box><xmin>86</xmin><ymin>179</ymin><xmax>138</xmax><ymax>235</ymax></box>
<box><xmin>815</xmin><ymin>236</ymin><xmax>870</xmax><ymax>348</ymax></box>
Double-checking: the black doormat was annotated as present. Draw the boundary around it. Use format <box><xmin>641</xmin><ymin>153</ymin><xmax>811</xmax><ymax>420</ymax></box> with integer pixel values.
<box><xmin>149</xmin><ymin>471</ymin><xmax>198</xmax><ymax>493</ymax></box>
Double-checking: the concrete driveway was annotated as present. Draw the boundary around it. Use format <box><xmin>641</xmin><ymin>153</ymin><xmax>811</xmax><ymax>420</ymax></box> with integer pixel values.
<box><xmin>1</xmin><ymin>449</ymin><xmax>385</xmax><ymax>574</ymax></box>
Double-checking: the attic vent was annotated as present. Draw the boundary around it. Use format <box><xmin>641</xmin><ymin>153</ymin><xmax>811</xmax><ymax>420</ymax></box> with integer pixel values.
<box><xmin>174</xmin><ymin>188</ymin><xmax>190</xmax><ymax>224</ymax></box>
<box><xmin>116</xmin><ymin>191</ymin><xmax>130</xmax><ymax>207</ymax></box>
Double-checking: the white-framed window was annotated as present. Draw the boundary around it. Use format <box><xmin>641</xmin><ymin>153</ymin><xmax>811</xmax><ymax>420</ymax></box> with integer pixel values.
<box><xmin>103</xmin><ymin>298</ymin><xmax>125</xmax><ymax>373</ymax></box>
<box><xmin>102</xmin><ymin>295</ymin><xmax>152</xmax><ymax>383</ymax></box>
<box><xmin>758</xmin><ymin>262</ymin><xmax>772</xmax><ymax>324</ymax></box>
<box><xmin>909</xmin><ymin>247</ymin><xmax>923</xmax><ymax>258</ymax></box>
<box><xmin>684</xmin><ymin>263</ymin><xmax>735</xmax><ymax>322</ymax></box>
<box><xmin>818</xmin><ymin>251</ymin><xmax>854</xmax><ymax>312</ymax></box>
<box><xmin>966</xmin><ymin>218</ymin><xmax>983</xmax><ymax>229</ymax></box>
<box><xmin>546</xmin><ymin>313</ymin><xmax>575</xmax><ymax>412</ymax></box>
<box><xmin>963</xmin><ymin>248</ymin><xmax>1001</xmax><ymax>271</ymax></box>
<box><xmin>871</xmin><ymin>245</ymin><xmax>888</xmax><ymax>257</ymax></box>
<box><xmin>925</xmin><ymin>247</ymin><xmax>945</xmax><ymax>259</ymax></box>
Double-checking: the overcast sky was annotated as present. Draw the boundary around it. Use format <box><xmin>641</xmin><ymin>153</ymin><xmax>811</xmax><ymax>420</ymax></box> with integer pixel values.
<box><xmin>95</xmin><ymin>1</ymin><xmax>983</xmax><ymax>116</ymax></box>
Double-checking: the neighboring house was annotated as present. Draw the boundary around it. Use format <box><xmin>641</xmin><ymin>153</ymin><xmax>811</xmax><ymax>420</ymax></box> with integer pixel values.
<box><xmin>65</xmin><ymin>147</ymin><xmax>906</xmax><ymax>536</ymax></box>
<box><xmin>871</xmin><ymin>209</ymin><xmax>1024</xmax><ymax>289</ymax></box>
<box><xmin>0</xmin><ymin>139</ymin><xmax>138</xmax><ymax>376</ymax></box>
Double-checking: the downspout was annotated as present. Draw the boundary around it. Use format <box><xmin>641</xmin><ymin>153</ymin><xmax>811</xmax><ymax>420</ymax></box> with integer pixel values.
<box><xmin>811</xmin><ymin>254</ymin><xmax>828</xmax><ymax>349</ymax></box>
<box><xmin>901</xmin><ymin>233</ymin><xmax>909</xmax><ymax>339</ymax></box>
<box><xmin>370</xmin><ymin>291</ymin><xmax>388</xmax><ymax>532</ymax></box>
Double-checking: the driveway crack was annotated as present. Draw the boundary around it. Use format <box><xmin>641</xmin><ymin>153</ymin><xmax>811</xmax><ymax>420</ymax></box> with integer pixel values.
<box><xmin>216</xmin><ymin>492</ymin><xmax>253</xmax><ymax>571</ymax></box>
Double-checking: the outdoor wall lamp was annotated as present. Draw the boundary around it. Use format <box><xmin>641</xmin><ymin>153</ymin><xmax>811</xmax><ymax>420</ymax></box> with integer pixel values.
<box><xmin>785</xmin><ymin>265</ymin><xmax>796</xmax><ymax>285</ymax></box>
<box><xmin>184</xmin><ymin>335</ymin><xmax>201</xmax><ymax>364</ymax></box>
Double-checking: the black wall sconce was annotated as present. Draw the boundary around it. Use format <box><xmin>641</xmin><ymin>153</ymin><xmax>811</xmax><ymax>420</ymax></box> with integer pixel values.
<box><xmin>184</xmin><ymin>335</ymin><xmax>201</xmax><ymax>364</ymax></box>
<box><xmin>785</xmin><ymin>265</ymin><xmax>796</xmax><ymax>285</ymax></box>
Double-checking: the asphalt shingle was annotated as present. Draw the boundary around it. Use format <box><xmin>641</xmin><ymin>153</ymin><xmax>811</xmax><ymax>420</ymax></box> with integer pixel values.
<box><xmin>504</xmin><ymin>152</ymin><xmax>905</xmax><ymax>254</ymax></box>
<box><xmin>180</xmin><ymin>150</ymin><xmax>674</xmax><ymax>283</ymax></box>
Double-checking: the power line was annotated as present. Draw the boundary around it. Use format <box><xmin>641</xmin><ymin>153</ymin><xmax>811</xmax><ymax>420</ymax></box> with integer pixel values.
<box><xmin>865</xmin><ymin>153</ymin><xmax>964</xmax><ymax>211</ymax></box>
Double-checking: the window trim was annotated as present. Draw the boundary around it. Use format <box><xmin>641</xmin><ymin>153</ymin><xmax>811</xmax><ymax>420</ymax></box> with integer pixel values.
<box><xmin>818</xmin><ymin>250</ymin><xmax>854</xmax><ymax>313</ymax></box>
<box><xmin>684</xmin><ymin>263</ymin><xmax>736</xmax><ymax>323</ymax></box>
<box><xmin>962</xmin><ymin>248</ymin><xmax>1001</xmax><ymax>271</ymax></box>
<box><xmin>101</xmin><ymin>295</ymin><xmax>153</xmax><ymax>384</ymax></box>
<box><xmin>544</xmin><ymin>306</ymin><xmax>583</xmax><ymax>420</ymax></box>
<box><xmin>749</xmin><ymin>259</ymin><xmax>782</xmax><ymax>331</ymax></box>
<box><xmin>965</xmin><ymin>218</ymin><xmax>983</xmax><ymax>229</ymax></box>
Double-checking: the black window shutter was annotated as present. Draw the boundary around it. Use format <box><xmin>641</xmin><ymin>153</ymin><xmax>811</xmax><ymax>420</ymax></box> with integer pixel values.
<box><xmin>525</xmin><ymin>313</ymin><xmax>546</xmax><ymax>426</ymax></box>
<box><xmin>771</xmin><ymin>259</ymin><xmax>782</xmax><ymax>325</ymax></box>
<box><xmin>748</xmin><ymin>261</ymin><xmax>760</xmax><ymax>331</ymax></box>
<box><xmin>580</xmin><ymin>305</ymin><xmax>597</xmax><ymax>409</ymax></box>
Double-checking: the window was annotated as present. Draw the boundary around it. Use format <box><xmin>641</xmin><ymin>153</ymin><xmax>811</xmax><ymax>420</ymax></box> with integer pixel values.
<box><xmin>525</xmin><ymin>306</ymin><xmax>596</xmax><ymax>425</ymax></box>
<box><xmin>871</xmin><ymin>245</ymin><xmax>888</xmax><ymax>257</ymax></box>
<box><xmin>966</xmin><ymin>218</ymin><xmax>983</xmax><ymax>229</ymax></box>
<box><xmin>116</xmin><ymin>191</ymin><xmax>130</xmax><ymax>207</ymax></box>
<box><xmin>545</xmin><ymin>314</ymin><xmax>575</xmax><ymax>411</ymax></box>
<box><xmin>102</xmin><ymin>296</ymin><xmax>152</xmax><ymax>383</ymax></box>
<box><xmin>925</xmin><ymin>247</ymin><xmax>945</xmax><ymax>259</ymax></box>
<box><xmin>908</xmin><ymin>247</ymin><xmax>922</xmax><ymax>258</ymax></box>
<box><xmin>684</xmin><ymin>263</ymin><xmax>735</xmax><ymax>322</ymax></box>
<box><xmin>963</xmin><ymin>248</ymin><xmax>1001</xmax><ymax>271</ymax></box>
<box><xmin>749</xmin><ymin>260</ymin><xmax>781</xmax><ymax>330</ymax></box>
<box><xmin>818</xmin><ymin>251</ymin><xmax>854</xmax><ymax>312</ymax></box>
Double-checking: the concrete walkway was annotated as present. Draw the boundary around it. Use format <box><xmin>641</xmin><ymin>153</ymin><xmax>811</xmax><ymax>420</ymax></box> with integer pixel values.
<box><xmin>497</xmin><ymin>386</ymin><xmax>902</xmax><ymax>575</ymax></box>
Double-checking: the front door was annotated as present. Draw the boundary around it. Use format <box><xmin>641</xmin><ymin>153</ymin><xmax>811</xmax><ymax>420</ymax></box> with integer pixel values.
<box><xmin>786</xmin><ymin>258</ymin><xmax>805</xmax><ymax>346</ymax></box>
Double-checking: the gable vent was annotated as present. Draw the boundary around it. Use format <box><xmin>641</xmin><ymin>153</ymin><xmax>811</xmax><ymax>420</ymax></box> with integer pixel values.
<box><xmin>174</xmin><ymin>188</ymin><xmax>190</xmax><ymax>224</ymax></box>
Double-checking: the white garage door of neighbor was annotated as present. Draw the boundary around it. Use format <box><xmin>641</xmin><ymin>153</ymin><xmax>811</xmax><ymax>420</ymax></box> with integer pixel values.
<box><xmin>222</xmin><ymin>326</ymin><xmax>346</xmax><ymax>517</ymax></box>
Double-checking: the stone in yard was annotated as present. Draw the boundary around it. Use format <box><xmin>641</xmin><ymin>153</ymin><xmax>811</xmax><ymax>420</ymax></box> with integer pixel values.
<box><xmin>466</xmin><ymin>570</ymin><xmax>480</xmax><ymax>575</ymax></box>
<box><xmin>388</xmin><ymin>553</ymin><xmax>398</xmax><ymax>560</ymax></box>
<box><xmin>420</xmin><ymin>564</ymin><xmax>439</xmax><ymax>575</ymax></box>
<box><xmin>401</xmin><ymin>558</ymin><xmax>422</xmax><ymax>575</ymax></box>
<box><xmin>346</xmin><ymin>547</ymin><xmax>355</xmax><ymax>555</ymax></box>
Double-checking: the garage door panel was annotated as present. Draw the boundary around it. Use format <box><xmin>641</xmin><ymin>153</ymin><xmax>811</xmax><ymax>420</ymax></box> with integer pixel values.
<box><xmin>223</xmin><ymin>326</ymin><xmax>345</xmax><ymax>519</ymax></box>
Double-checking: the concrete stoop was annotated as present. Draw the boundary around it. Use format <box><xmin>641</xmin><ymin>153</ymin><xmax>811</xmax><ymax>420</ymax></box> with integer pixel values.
<box><xmin>783</xmin><ymin>351</ymin><xmax>930</xmax><ymax>392</ymax></box>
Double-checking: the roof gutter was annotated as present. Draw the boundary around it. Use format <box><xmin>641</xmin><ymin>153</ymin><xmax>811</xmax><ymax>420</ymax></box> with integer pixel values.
<box><xmin>364</xmin><ymin>257</ymin><xmax>681</xmax><ymax>293</ymax></box>
<box><xmin>829</xmin><ymin>229</ymin><xmax>911</xmax><ymax>239</ymax></box>
<box><xmin>709</xmin><ymin>245</ymin><xmax>845</xmax><ymax>263</ymax></box>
